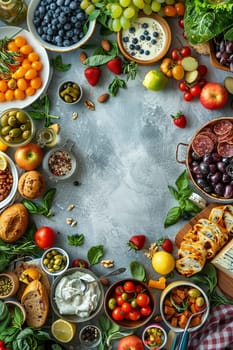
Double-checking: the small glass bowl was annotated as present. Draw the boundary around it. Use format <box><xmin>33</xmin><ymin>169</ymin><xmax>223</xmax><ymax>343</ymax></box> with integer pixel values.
<box><xmin>142</xmin><ymin>324</ymin><xmax>167</xmax><ymax>350</ymax></box>
<box><xmin>0</xmin><ymin>108</ymin><xmax>34</xmax><ymax>147</ymax></box>
<box><xmin>79</xmin><ymin>325</ymin><xmax>102</xmax><ymax>348</ymax></box>
<box><xmin>42</xmin><ymin>140</ymin><xmax>77</xmax><ymax>181</ymax></box>
<box><xmin>58</xmin><ymin>81</ymin><xmax>83</xmax><ymax>104</ymax></box>
<box><xmin>41</xmin><ymin>247</ymin><xmax>69</xmax><ymax>276</ymax></box>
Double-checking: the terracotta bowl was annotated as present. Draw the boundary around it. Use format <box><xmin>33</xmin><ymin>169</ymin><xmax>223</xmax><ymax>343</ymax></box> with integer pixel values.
<box><xmin>209</xmin><ymin>39</ymin><xmax>232</xmax><ymax>73</ymax></box>
<box><xmin>5</xmin><ymin>300</ymin><xmax>26</xmax><ymax>324</ymax></box>
<box><xmin>104</xmin><ymin>278</ymin><xmax>155</xmax><ymax>329</ymax></box>
<box><xmin>0</xmin><ymin>271</ymin><xmax>19</xmax><ymax>299</ymax></box>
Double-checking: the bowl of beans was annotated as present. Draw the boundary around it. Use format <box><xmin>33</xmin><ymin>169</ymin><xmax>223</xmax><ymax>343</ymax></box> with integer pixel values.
<box><xmin>142</xmin><ymin>324</ymin><xmax>167</xmax><ymax>350</ymax></box>
<box><xmin>0</xmin><ymin>271</ymin><xmax>19</xmax><ymax>299</ymax></box>
<box><xmin>0</xmin><ymin>108</ymin><xmax>34</xmax><ymax>147</ymax></box>
<box><xmin>41</xmin><ymin>247</ymin><xmax>69</xmax><ymax>276</ymax></box>
<box><xmin>27</xmin><ymin>0</ymin><xmax>96</xmax><ymax>52</ymax></box>
<box><xmin>42</xmin><ymin>140</ymin><xmax>77</xmax><ymax>181</ymax></box>
<box><xmin>0</xmin><ymin>152</ymin><xmax>18</xmax><ymax>210</ymax></box>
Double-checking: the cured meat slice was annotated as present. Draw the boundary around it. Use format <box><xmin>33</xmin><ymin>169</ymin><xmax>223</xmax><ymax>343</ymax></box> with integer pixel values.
<box><xmin>200</xmin><ymin>131</ymin><xmax>217</xmax><ymax>143</ymax></box>
<box><xmin>217</xmin><ymin>130</ymin><xmax>233</xmax><ymax>143</ymax></box>
<box><xmin>213</xmin><ymin>120</ymin><xmax>233</xmax><ymax>135</ymax></box>
<box><xmin>192</xmin><ymin>134</ymin><xmax>214</xmax><ymax>156</ymax></box>
<box><xmin>217</xmin><ymin>142</ymin><xmax>233</xmax><ymax>157</ymax></box>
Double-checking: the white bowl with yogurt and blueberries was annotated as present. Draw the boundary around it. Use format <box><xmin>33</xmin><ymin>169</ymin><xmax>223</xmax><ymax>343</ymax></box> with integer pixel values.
<box><xmin>117</xmin><ymin>13</ymin><xmax>171</xmax><ymax>64</ymax></box>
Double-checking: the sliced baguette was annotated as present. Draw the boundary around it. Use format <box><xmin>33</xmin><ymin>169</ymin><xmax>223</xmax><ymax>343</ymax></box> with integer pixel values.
<box><xmin>21</xmin><ymin>279</ymin><xmax>49</xmax><ymax>328</ymax></box>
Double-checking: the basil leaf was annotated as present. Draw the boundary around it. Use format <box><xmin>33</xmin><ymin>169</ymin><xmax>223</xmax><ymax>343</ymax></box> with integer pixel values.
<box><xmin>67</xmin><ymin>234</ymin><xmax>84</xmax><ymax>247</ymax></box>
<box><xmin>50</xmin><ymin>55</ymin><xmax>71</xmax><ymax>72</ymax></box>
<box><xmin>28</xmin><ymin>111</ymin><xmax>45</xmax><ymax>120</ymax></box>
<box><xmin>87</xmin><ymin>245</ymin><xmax>104</xmax><ymax>265</ymax></box>
<box><xmin>130</xmin><ymin>261</ymin><xmax>146</xmax><ymax>281</ymax></box>
<box><xmin>108</xmin><ymin>77</ymin><xmax>126</xmax><ymax>97</ymax></box>
<box><xmin>22</xmin><ymin>200</ymin><xmax>46</xmax><ymax>215</ymax></box>
<box><xmin>180</xmin><ymin>187</ymin><xmax>193</xmax><ymax>199</ymax></box>
<box><xmin>168</xmin><ymin>185</ymin><xmax>180</xmax><ymax>200</ymax></box>
<box><xmin>184</xmin><ymin>198</ymin><xmax>201</xmax><ymax>213</ymax></box>
<box><xmin>175</xmin><ymin>170</ymin><xmax>189</xmax><ymax>192</ymax></box>
<box><xmin>164</xmin><ymin>206</ymin><xmax>182</xmax><ymax>228</ymax></box>
<box><xmin>88</xmin><ymin>9</ymin><xmax>101</xmax><ymax>21</ymax></box>
<box><xmin>84</xmin><ymin>54</ymin><xmax>115</xmax><ymax>66</ymax></box>
<box><xmin>42</xmin><ymin>188</ymin><xmax>56</xmax><ymax>211</ymax></box>
<box><xmin>12</xmin><ymin>306</ymin><xmax>24</xmax><ymax>328</ymax></box>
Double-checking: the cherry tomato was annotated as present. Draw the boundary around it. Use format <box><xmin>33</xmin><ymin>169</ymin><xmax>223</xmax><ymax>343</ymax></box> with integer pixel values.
<box><xmin>129</xmin><ymin>309</ymin><xmax>141</xmax><ymax>321</ymax></box>
<box><xmin>190</xmin><ymin>84</ymin><xmax>201</xmax><ymax>96</ymax></box>
<box><xmin>72</xmin><ymin>259</ymin><xmax>89</xmax><ymax>268</ymax></box>
<box><xmin>178</xmin><ymin>17</ymin><xmax>184</xmax><ymax>29</ymax></box>
<box><xmin>121</xmin><ymin>292</ymin><xmax>128</xmax><ymax>301</ymax></box>
<box><xmin>124</xmin><ymin>281</ymin><xmax>135</xmax><ymax>293</ymax></box>
<box><xmin>198</xmin><ymin>78</ymin><xmax>207</xmax><ymax>89</ymax></box>
<box><xmin>112</xmin><ymin>307</ymin><xmax>125</xmax><ymax>321</ymax></box>
<box><xmin>172</xmin><ymin>64</ymin><xmax>184</xmax><ymax>80</ymax></box>
<box><xmin>108</xmin><ymin>298</ymin><xmax>117</xmax><ymax>310</ymax></box>
<box><xmin>171</xmin><ymin>48</ymin><xmax>181</xmax><ymax>61</ymax></box>
<box><xmin>135</xmin><ymin>284</ymin><xmax>143</xmax><ymax>294</ymax></box>
<box><xmin>175</xmin><ymin>2</ymin><xmax>185</xmax><ymax>16</ymax></box>
<box><xmin>183</xmin><ymin>91</ymin><xmax>194</xmax><ymax>102</ymax></box>
<box><xmin>194</xmin><ymin>303</ymin><xmax>206</xmax><ymax>312</ymax></box>
<box><xmin>180</xmin><ymin>46</ymin><xmax>191</xmax><ymax>57</ymax></box>
<box><xmin>136</xmin><ymin>293</ymin><xmax>150</xmax><ymax>307</ymax></box>
<box><xmin>0</xmin><ymin>342</ymin><xmax>5</xmax><ymax>347</ymax></box>
<box><xmin>121</xmin><ymin>302</ymin><xmax>132</xmax><ymax>313</ymax></box>
<box><xmin>34</xmin><ymin>226</ymin><xmax>56</xmax><ymax>249</ymax></box>
<box><xmin>164</xmin><ymin>5</ymin><xmax>177</xmax><ymax>17</ymax></box>
<box><xmin>140</xmin><ymin>305</ymin><xmax>152</xmax><ymax>316</ymax></box>
<box><xmin>198</xmin><ymin>65</ymin><xmax>208</xmax><ymax>76</ymax></box>
<box><xmin>178</xmin><ymin>80</ymin><xmax>189</xmax><ymax>92</ymax></box>
<box><xmin>116</xmin><ymin>295</ymin><xmax>125</xmax><ymax>306</ymax></box>
<box><xmin>115</xmin><ymin>285</ymin><xmax>124</xmax><ymax>295</ymax></box>
<box><xmin>131</xmin><ymin>299</ymin><xmax>138</xmax><ymax>309</ymax></box>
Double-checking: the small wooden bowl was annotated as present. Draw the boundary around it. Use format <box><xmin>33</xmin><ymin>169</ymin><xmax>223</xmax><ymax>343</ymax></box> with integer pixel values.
<box><xmin>5</xmin><ymin>300</ymin><xmax>26</xmax><ymax>325</ymax></box>
<box><xmin>104</xmin><ymin>278</ymin><xmax>155</xmax><ymax>329</ymax></box>
<box><xmin>209</xmin><ymin>40</ymin><xmax>231</xmax><ymax>72</ymax></box>
<box><xmin>117</xmin><ymin>13</ymin><xmax>171</xmax><ymax>65</ymax></box>
<box><xmin>0</xmin><ymin>271</ymin><xmax>19</xmax><ymax>299</ymax></box>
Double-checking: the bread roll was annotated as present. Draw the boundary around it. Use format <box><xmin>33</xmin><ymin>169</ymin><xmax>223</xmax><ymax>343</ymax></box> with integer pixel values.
<box><xmin>18</xmin><ymin>170</ymin><xmax>46</xmax><ymax>199</ymax></box>
<box><xmin>21</xmin><ymin>279</ymin><xmax>49</xmax><ymax>328</ymax></box>
<box><xmin>0</xmin><ymin>203</ymin><xmax>28</xmax><ymax>242</ymax></box>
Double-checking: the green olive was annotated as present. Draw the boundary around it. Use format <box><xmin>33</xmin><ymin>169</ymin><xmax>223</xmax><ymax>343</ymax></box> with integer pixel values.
<box><xmin>4</xmin><ymin>135</ymin><xmax>13</xmax><ymax>142</ymax></box>
<box><xmin>64</xmin><ymin>95</ymin><xmax>73</xmax><ymax>103</ymax></box>
<box><xmin>8</xmin><ymin>116</ymin><xmax>18</xmax><ymax>127</ymax></box>
<box><xmin>22</xmin><ymin>130</ymin><xmax>31</xmax><ymax>140</ymax></box>
<box><xmin>16</xmin><ymin>111</ymin><xmax>28</xmax><ymax>123</ymax></box>
<box><xmin>8</xmin><ymin>110</ymin><xmax>16</xmax><ymax>116</ymax></box>
<box><xmin>0</xmin><ymin>114</ymin><xmax>9</xmax><ymax>127</ymax></box>
<box><xmin>1</xmin><ymin>125</ymin><xmax>11</xmax><ymax>136</ymax></box>
<box><xmin>9</xmin><ymin>128</ymin><xmax>21</xmax><ymax>138</ymax></box>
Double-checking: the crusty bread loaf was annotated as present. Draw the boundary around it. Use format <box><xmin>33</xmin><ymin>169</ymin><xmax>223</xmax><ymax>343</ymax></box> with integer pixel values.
<box><xmin>21</xmin><ymin>279</ymin><xmax>49</xmax><ymax>328</ymax></box>
<box><xmin>0</xmin><ymin>203</ymin><xmax>28</xmax><ymax>242</ymax></box>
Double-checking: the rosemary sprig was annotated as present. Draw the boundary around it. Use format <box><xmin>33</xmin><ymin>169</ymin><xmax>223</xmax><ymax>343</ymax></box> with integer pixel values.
<box><xmin>0</xmin><ymin>31</ymin><xmax>22</xmax><ymax>78</ymax></box>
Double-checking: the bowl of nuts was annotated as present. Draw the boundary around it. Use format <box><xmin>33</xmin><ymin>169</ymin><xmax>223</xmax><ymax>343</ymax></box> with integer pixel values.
<box><xmin>58</xmin><ymin>81</ymin><xmax>83</xmax><ymax>104</ymax></box>
<box><xmin>0</xmin><ymin>271</ymin><xmax>19</xmax><ymax>299</ymax></box>
<box><xmin>0</xmin><ymin>108</ymin><xmax>34</xmax><ymax>147</ymax></box>
<box><xmin>41</xmin><ymin>247</ymin><xmax>69</xmax><ymax>276</ymax></box>
<box><xmin>0</xmin><ymin>151</ymin><xmax>18</xmax><ymax>210</ymax></box>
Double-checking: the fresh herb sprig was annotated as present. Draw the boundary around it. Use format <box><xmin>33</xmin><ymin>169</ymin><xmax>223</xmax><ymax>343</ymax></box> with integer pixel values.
<box><xmin>108</xmin><ymin>76</ymin><xmax>126</xmax><ymax>97</ymax></box>
<box><xmin>50</xmin><ymin>55</ymin><xmax>71</xmax><ymax>72</ymax></box>
<box><xmin>67</xmin><ymin>234</ymin><xmax>84</xmax><ymax>247</ymax></box>
<box><xmin>164</xmin><ymin>170</ymin><xmax>201</xmax><ymax>227</ymax></box>
<box><xmin>87</xmin><ymin>245</ymin><xmax>104</xmax><ymax>265</ymax></box>
<box><xmin>0</xmin><ymin>31</ymin><xmax>21</xmax><ymax>79</ymax></box>
<box><xmin>27</xmin><ymin>95</ymin><xmax>60</xmax><ymax>127</ymax></box>
<box><xmin>22</xmin><ymin>188</ymin><xmax>56</xmax><ymax>217</ymax></box>
<box><xmin>123</xmin><ymin>61</ymin><xmax>138</xmax><ymax>81</ymax></box>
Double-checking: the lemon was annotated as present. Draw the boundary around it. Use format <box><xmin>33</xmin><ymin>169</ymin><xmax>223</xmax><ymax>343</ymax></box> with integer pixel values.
<box><xmin>0</xmin><ymin>141</ymin><xmax>8</xmax><ymax>152</ymax></box>
<box><xmin>152</xmin><ymin>251</ymin><xmax>175</xmax><ymax>275</ymax></box>
<box><xmin>0</xmin><ymin>154</ymin><xmax>7</xmax><ymax>170</ymax></box>
<box><xmin>51</xmin><ymin>319</ymin><xmax>76</xmax><ymax>343</ymax></box>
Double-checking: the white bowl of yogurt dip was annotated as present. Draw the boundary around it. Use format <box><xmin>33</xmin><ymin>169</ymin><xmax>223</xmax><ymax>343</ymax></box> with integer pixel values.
<box><xmin>117</xmin><ymin>13</ymin><xmax>171</xmax><ymax>65</ymax></box>
<box><xmin>50</xmin><ymin>268</ymin><xmax>104</xmax><ymax>323</ymax></box>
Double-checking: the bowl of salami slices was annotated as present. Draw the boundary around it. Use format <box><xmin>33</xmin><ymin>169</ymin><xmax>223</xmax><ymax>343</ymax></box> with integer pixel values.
<box><xmin>177</xmin><ymin>117</ymin><xmax>233</xmax><ymax>202</ymax></box>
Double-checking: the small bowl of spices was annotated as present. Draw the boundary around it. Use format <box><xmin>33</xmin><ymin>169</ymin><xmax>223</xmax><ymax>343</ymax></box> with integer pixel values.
<box><xmin>42</xmin><ymin>140</ymin><xmax>77</xmax><ymax>181</ymax></box>
<box><xmin>0</xmin><ymin>271</ymin><xmax>19</xmax><ymax>299</ymax></box>
<box><xmin>79</xmin><ymin>325</ymin><xmax>102</xmax><ymax>348</ymax></box>
<box><xmin>58</xmin><ymin>81</ymin><xmax>83</xmax><ymax>104</ymax></box>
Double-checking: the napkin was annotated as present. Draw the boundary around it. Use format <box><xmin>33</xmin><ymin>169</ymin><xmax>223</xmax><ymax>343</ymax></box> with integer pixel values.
<box><xmin>188</xmin><ymin>304</ymin><xmax>233</xmax><ymax>350</ymax></box>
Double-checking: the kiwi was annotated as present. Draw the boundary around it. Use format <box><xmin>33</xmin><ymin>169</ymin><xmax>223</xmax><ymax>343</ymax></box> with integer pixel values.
<box><xmin>181</xmin><ymin>56</ymin><xmax>199</xmax><ymax>72</ymax></box>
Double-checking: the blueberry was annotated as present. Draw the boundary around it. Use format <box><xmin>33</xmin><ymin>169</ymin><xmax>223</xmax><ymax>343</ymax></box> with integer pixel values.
<box><xmin>145</xmin><ymin>50</ymin><xmax>150</xmax><ymax>55</ymax></box>
<box><xmin>151</xmin><ymin>39</ymin><xmax>157</xmax><ymax>44</ymax></box>
<box><xmin>132</xmin><ymin>38</ymin><xmax>138</xmax><ymax>44</ymax></box>
<box><xmin>69</xmin><ymin>1</ymin><xmax>78</xmax><ymax>9</ymax></box>
<box><xmin>75</xmin><ymin>21</ymin><xmax>82</xmax><ymax>28</ymax></box>
<box><xmin>59</xmin><ymin>16</ymin><xmax>67</xmax><ymax>24</ymax></box>
<box><xmin>144</xmin><ymin>30</ymin><xmax>149</xmax><ymax>35</ymax></box>
<box><xmin>129</xmin><ymin>26</ymin><xmax>135</xmax><ymax>33</ymax></box>
<box><xmin>135</xmin><ymin>44</ymin><xmax>140</xmax><ymax>50</ymax></box>
<box><xmin>64</xmin><ymin>23</ymin><xmax>71</xmax><ymax>30</ymax></box>
<box><xmin>139</xmin><ymin>49</ymin><xmax>144</xmax><ymax>54</ymax></box>
<box><xmin>38</xmin><ymin>5</ymin><xmax>45</xmax><ymax>14</ymax></box>
<box><xmin>50</xmin><ymin>3</ymin><xmax>56</xmax><ymax>10</ymax></box>
<box><xmin>76</xmin><ymin>12</ymin><xmax>85</xmax><ymax>20</ymax></box>
<box><xmin>123</xmin><ymin>36</ymin><xmax>129</xmax><ymax>43</ymax></box>
<box><xmin>65</xmin><ymin>0</ymin><xmax>71</xmax><ymax>5</ymax></box>
<box><xmin>153</xmin><ymin>31</ymin><xmax>159</xmax><ymax>37</ymax></box>
<box><xmin>71</xmin><ymin>16</ymin><xmax>76</xmax><ymax>23</ymax></box>
<box><xmin>146</xmin><ymin>36</ymin><xmax>151</xmax><ymax>41</ymax></box>
<box><xmin>58</xmin><ymin>29</ymin><xmax>65</xmax><ymax>36</ymax></box>
<box><xmin>56</xmin><ymin>0</ymin><xmax>64</xmax><ymax>4</ymax></box>
<box><xmin>139</xmin><ymin>35</ymin><xmax>145</xmax><ymax>40</ymax></box>
<box><xmin>129</xmin><ymin>44</ymin><xmax>135</xmax><ymax>50</ymax></box>
<box><xmin>66</xmin><ymin>30</ymin><xmax>74</xmax><ymax>37</ymax></box>
<box><xmin>47</xmin><ymin>28</ymin><xmax>53</xmax><ymax>35</ymax></box>
<box><xmin>142</xmin><ymin>22</ymin><xmax>148</xmax><ymax>28</ymax></box>
<box><xmin>41</xmin><ymin>34</ymin><xmax>47</xmax><ymax>41</ymax></box>
<box><xmin>78</xmin><ymin>32</ymin><xmax>84</xmax><ymax>39</ymax></box>
<box><xmin>63</xmin><ymin>39</ymin><xmax>71</xmax><ymax>46</ymax></box>
<box><xmin>131</xmin><ymin>52</ymin><xmax>136</xmax><ymax>56</ymax></box>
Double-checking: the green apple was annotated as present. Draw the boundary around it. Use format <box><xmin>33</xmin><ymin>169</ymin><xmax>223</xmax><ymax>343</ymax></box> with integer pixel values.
<box><xmin>142</xmin><ymin>70</ymin><xmax>168</xmax><ymax>91</ymax></box>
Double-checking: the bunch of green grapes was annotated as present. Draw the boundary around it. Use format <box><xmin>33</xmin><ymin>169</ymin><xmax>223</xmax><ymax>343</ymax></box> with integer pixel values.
<box><xmin>80</xmin><ymin>0</ymin><xmax>177</xmax><ymax>32</ymax></box>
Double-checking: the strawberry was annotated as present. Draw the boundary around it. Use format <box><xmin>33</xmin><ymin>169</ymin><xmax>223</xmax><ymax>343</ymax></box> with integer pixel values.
<box><xmin>128</xmin><ymin>235</ymin><xmax>146</xmax><ymax>251</ymax></box>
<box><xmin>157</xmin><ymin>238</ymin><xmax>173</xmax><ymax>253</ymax></box>
<box><xmin>171</xmin><ymin>112</ymin><xmax>187</xmax><ymax>128</ymax></box>
<box><xmin>84</xmin><ymin>67</ymin><xmax>101</xmax><ymax>86</ymax></box>
<box><xmin>106</xmin><ymin>57</ymin><xmax>123</xmax><ymax>75</ymax></box>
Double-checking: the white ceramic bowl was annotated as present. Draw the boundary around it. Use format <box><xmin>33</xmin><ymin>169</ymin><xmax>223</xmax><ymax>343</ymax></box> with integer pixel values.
<box><xmin>50</xmin><ymin>268</ymin><xmax>104</xmax><ymax>323</ymax></box>
<box><xmin>0</xmin><ymin>26</ymin><xmax>50</xmax><ymax>112</ymax></box>
<box><xmin>160</xmin><ymin>281</ymin><xmax>210</xmax><ymax>333</ymax></box>
<box><xmin>142</xmin><ymin>324</ymin><xmax>167</xmax><ymax>350</ymax></box>
<box><xmin>27</xmin><ymin>0</ymin><xmax>96</xmax><ymax>52</ymax></box>
<box><xmin>0</xmin><ymin>152</ymin><xmax>18</xmax><ymax>211</ymax></box>
<box><xmin>41</xmin><ymin>247</ymin><xmax>69</xmax><ymax>276</ymax></box>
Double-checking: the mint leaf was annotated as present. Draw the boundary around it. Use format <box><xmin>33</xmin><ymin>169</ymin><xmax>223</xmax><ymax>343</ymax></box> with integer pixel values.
<box><xmin>87</xmin><ymin>245</ymin><xmax>104</xmax><ymax>265</ymax></box>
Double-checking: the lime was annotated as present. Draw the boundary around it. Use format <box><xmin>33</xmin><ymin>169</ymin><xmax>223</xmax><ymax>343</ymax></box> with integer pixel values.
<box><xmin>51</xmin><ymin>319</ymin><xmax>76</xmax><ymax>343</ymax></box>
<box><xmin>152</xmin><ymin>251</ymin><xmax>175</xmax><ymax>275</ymax></box>
<box><xmin>142</xmin><ymin>70</ymin><xmax>168</xmax><ymax>91</ymax></box>
<box><xmin>0</xmin><ymin>154</ymin><xmax>8</xmax><ymax>170</ymax></box>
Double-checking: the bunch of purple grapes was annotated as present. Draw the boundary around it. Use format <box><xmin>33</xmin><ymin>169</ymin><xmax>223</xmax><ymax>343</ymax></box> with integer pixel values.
<box><xmin>213</xmin><ymin>35</ymin><xmax>233</xmax><ymax>72</ymax></box>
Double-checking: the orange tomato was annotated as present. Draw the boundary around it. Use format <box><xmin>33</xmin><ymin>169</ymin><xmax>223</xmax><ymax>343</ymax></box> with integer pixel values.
<box><xmin>17</xmin><ymin>78</ymin><xmax>28</xmax><ymax>90</ymax></box>
<box><xmin>28</xmin><ymin>52</ymin><xmax>39</xmax><ymax>62</ymax></box>
<box><xmin>7</xmin><ymin>41</ymin><xmax>19</xmax><ymax>52</ymax></box>
<box><xmin>14</xmin><ymin>88</ymin><xmax>25</xmax><ymax>100</ymax></box>
<box><xmin>25</xmin><ymin>68</ymin><xmax>37</xmax><ymax>80</ymax></box>
<box><xmin>20</xmin><ymin>44</ymin><xmax>33</xmax><ymax>55</ymax></box>
<box><xmin>0</xmin><ymin>92</ymin><xmax>5</xmax><ymax>102</ymax></box>
<box><xmin>30</xmin><ymin>77</ymin><xmax>42</xmax><ymax>89</ymax></box>
<box><xmin>164</xmin><ymin>5</ymin><xmax>177</xmax><ymax>17</ymax></box>
<box><xmin>14</xmin><ymin>36</ymin><xmax>27</xmax><ymax>48</ymax></box>
<box><xmin>175</xmin><ymin>2</ymin><xmax>185</xmax><ymax>16</ymax></box>
<box><xmin>5</xmin><ymin>89</ymin><xmax>14</xmax><ymax>101</ymax></box>
<box><xmin>172</xmin><ymin>64</ymin><xmax>185</xmax><ymax>80</ymax></box>
<box><xmin>25</xmin><ymin>86</ymin><xmax>36</xmax><ymax>96</ymax></box>
<box><xmin>7</xmin><ymin>78</ymin><xmax>17</xmax><ymax>89</ymax></box>
<box><xmin>0</xmin><ymin>80</ymin><xmax>7</xmax><ymax>93</ymax></box>
<box><xmin>12</xmin><ymin>66</ymin><xmax>27</xmax><ymax>79</ymax></box>
<box><xmin>31</xmin><ymin>61</ymin><xmax>43</xmax><ymax>71</ymax></box>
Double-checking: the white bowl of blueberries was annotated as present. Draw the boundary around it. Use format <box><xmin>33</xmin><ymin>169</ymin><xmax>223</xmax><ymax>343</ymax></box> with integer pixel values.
<box><xmin>27</xmin><ymin>0</ymin><xmax>96</xmax><ymax>52</ymax></box>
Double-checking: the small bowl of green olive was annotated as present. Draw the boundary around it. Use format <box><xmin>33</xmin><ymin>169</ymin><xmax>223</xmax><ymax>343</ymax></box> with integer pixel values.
<box><xmin>0</xmin><ymin>108</ymin><xmax>35</xmax><ymax>147</ymax></box>
<box><xmin>58</xmin><ymin>81</ymin><xmax>83</xmax><ymax>104</ymax></box>
<box><xmin>41</xmin><ymin>247</ymin><xmax>70</xmax><ymax>276</ymax></box>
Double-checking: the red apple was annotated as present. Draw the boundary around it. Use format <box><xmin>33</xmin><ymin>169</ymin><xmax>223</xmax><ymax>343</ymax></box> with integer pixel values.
<box><xmin>118</xmin><ymin>335</ymin><xmax>144</xmax><ymax>350</ymax></box>
<box><xmin>199</xmin><ymin>82</ymin><xmax>228</xmax><ymax>110</ymax></box>
<box><xmin>14</xmin><ymin>142</ymin><xmax>43</xmax><ymax>170</ymax></box>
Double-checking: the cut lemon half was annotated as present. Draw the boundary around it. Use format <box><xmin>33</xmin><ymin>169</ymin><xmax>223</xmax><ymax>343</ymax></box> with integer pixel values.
<box><xmin>51</xmin><ymin>319</ymin><xmax>76</xmax><ymax>343</ymax></box>
<box><xmin>0</xmin><ymin>154</ymin><xmax>8</xmax><ymax>170</ymax></box>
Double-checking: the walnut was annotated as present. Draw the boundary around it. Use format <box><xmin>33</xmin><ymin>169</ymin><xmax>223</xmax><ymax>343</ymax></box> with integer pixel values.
<box><xmin>101</xmin><ymin>259</ymin><xmax>114</xmax><ymax>268</ymax></box>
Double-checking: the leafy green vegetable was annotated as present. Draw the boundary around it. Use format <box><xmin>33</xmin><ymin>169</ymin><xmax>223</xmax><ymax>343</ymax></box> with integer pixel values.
<box><xmin>164</xmin><ymin>170</ymin><xmax>201</xmax><ymax>227</ymax></box>
<box><xmin>108</xmin><ymin>76</ymin><xmax>126</xmax><ymax>97</ymax></box>
<box><xmin>67</xmin><ymin>234</ymin><xmax>84</xmax><ymax>247</ymax></box>
<box><xmin>22</xmin><ymin>188</ymin><xmax>56</xmax><ymax>217</ymax></box>
<box><xmin>87</xmin><ymin>245</ymin><xmax>104</xmax><ymax>265</ymax></box>
<box><xmin>130</xmin><ymin>261</ymin><xmax>146</xmax><ymax>282</ymax></box>
<box><xmin>190</xmin><ymin>263</ymin><xmax>233</xmax><ymax>306</ymax></box>
<box><xmin>50</xmin><ymin>55</ymin><xmax>71</xmax><ymax>72</ymax></box>
<box><xmin>28</xmin><ymin>95</ymin><xmax>60</xmax><ymax>127</ymax></box>
<box><xmin>184</xmin><ymin>0</ymin><xmax>233</xmax><ymax>44</ymax></box>
<box><xmin>123</xmin><ymin>61</ymin><xmax>138</xmax><ymax>81</ymax></box>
